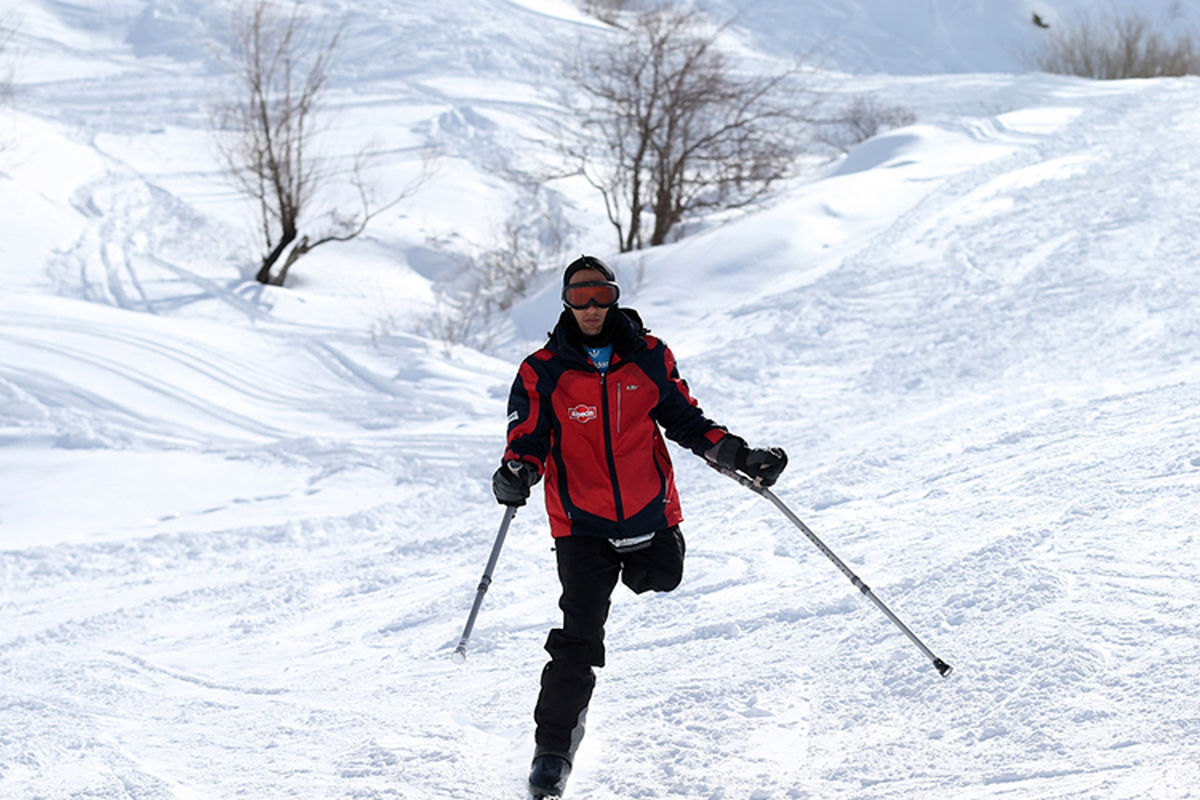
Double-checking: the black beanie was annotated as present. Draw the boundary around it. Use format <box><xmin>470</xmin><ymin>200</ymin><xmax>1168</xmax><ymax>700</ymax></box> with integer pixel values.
<box><xmin>563</xmin><ymin>255</ymin><xmax>616</xmax><ymax>285</ymax></box>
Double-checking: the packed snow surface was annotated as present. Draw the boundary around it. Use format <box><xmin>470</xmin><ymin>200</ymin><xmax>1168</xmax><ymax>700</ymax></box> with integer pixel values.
<box><xmin>2</xmin><ymin>1</ymin><xmax>1199</xmax><ymax>798</ymax></box>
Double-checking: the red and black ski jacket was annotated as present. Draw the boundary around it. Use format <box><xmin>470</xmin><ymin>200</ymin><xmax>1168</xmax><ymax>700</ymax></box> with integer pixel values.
<box><xmin>503</xmin><ymin>308</ymin><xmax>727</xmax><ymax>539</ymax></box>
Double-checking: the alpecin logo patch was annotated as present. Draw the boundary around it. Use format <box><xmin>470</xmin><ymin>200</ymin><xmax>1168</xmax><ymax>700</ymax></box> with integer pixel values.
<box><xmin>568</xmin><ymin>404</ymin><xmax>598</xmax><ymax>424</ymax></box>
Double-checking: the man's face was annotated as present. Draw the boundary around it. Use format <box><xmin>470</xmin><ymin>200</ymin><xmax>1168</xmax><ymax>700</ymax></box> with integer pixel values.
<box><xmin>567</xmin><ymin>268</ymin><xmax>611</xmax><ymax>337</ymax></box>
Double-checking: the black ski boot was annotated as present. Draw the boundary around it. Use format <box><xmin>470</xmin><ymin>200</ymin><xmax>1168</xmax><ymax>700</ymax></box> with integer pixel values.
<box><xmin>527</xmin><ymin>747</ymin><xmax>572</xmax><ymax>799</ymax></box>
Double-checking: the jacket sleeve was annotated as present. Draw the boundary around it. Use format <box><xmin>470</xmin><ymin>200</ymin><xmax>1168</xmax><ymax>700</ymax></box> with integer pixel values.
<box><xmin>651</xmin><ymin>342</ymin><xmax>728</xmax><ymax>457</ymax></box>
<box><xmin>502</xmin><ymin>358</ymin><xmax>552</xmax><ymax>472</ymax></box>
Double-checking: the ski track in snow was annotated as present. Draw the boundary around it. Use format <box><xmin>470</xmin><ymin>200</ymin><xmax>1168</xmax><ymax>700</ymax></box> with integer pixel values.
<box><xmin>4</xmin><ymin>2</ymin><xmax>1200</xmax><ymax>798</ymax></box>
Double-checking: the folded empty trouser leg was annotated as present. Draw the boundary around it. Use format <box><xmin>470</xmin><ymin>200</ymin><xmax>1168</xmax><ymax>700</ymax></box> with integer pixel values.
<box><xmin>619</xmin><ymin>527</ymin><xmax>685</xmax><ymax>594</ymax></box>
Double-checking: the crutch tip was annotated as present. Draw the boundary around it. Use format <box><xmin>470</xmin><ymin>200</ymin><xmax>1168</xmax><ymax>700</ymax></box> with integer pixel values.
<box><xmin>933</xmin><ymin>658</ymin><xmax>953</xmax><ymax>677</ymax></box>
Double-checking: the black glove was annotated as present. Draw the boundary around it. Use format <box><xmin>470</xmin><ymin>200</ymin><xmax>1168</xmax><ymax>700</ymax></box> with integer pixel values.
<box><xmin>705</xmin><ymin>434</ymin><xmax>747</xmax><ymax>472</ymax></box>
<box><xmin>742</xmin><ymin>446</ymin><xmax>787</xmax><ymax>487</ymax></box>
<box><xmin>492</xmin><ymin>460</ymin><xmax>540</xmax><ymax>506</ymax></box>
<box><xmin>706</xmin><ymin>434</ymin><xmax>788</xmax><ymax>487</ymax></box>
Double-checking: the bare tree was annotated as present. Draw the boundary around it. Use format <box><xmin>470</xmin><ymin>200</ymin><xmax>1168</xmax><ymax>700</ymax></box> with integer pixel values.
<box><xmin>212</xmin><ymin>1</ymin><xmax>416</xmax><ymax>286</ymax></box>
<box><xmin>566</xmin><ymin>3</ymin><xmax>809</xmax><ymax>252</ymax></box>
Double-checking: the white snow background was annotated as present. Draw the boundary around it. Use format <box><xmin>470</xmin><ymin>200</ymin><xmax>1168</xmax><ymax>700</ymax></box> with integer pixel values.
<box><xmin>2</xmin><ymin>0</ymin><xmax>1199</xmax><ymax>798</ymax></box>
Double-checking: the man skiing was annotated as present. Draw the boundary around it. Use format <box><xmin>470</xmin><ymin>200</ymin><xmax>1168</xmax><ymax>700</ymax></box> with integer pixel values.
<box><xmin>492</xmin><ymin>255</ymin><xmax>787</xmax><ymax>799</ymax></box>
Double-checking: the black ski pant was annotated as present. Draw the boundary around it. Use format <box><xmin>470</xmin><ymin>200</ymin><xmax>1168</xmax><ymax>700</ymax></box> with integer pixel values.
<box><xmin>533</xmin><ymin>526</ymin><xmax>685</xmax><ymax>755</ymax></box>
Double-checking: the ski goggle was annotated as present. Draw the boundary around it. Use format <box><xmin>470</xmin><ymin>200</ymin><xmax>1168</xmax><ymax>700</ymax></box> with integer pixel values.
<box><xmin>562</xmin><ymin>280</ymin><xmax>620</xmax><ymax>309</ymax></box>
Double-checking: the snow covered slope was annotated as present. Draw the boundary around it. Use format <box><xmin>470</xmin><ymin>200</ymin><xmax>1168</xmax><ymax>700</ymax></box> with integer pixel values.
<box><xmin>2</xmin><ymin>1</ymin><xmax>1200</xmax><ymax>799</ymax></box>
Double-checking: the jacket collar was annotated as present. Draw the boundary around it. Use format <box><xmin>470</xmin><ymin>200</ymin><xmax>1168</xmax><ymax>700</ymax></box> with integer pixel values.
<box><xmin>548</xmin><ymin>307</ymin><xmax>647</xmax><ymax>366</ymax></box>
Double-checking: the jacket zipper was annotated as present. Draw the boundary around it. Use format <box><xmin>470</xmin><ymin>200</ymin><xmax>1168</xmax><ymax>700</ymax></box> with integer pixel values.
<box><xmin>599</xmin><ymin>369</ymin><xmax>625</xmax><ymax>522</ymax></box>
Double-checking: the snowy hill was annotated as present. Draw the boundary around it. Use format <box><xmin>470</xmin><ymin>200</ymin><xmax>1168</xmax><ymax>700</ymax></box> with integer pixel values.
<box><xmin>3</xmin><ymin>1</ymin><xmax>1200</xmax><ymax>799</ymax></box>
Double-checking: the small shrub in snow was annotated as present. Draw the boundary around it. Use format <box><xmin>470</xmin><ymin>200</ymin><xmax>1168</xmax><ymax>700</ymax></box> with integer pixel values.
<box><xmin>1031</xmin><ymin>11</ymin><xmax>1200</xmax><ymax>79</ymax></box>
<box><xmin>0</xmin><ymin>16</ymin><xmax>15</xmax><ymax>103</ymax></box>
<box><xmin>0</xmin><ymin>18</ymin><xmax>15</xmax><ymax>159</ymax></box>
<box><xmin>421</xmin><ymin>206</ymin><xmax>572</xmax><ymax>350</ymax></box>
<box><xmin>818</xmin><ymin>95</ymin><xmax>917</xmax><ymax>153</ymax></box>
<box><xmin>583</xmin><ymin>0</ymin><xmax>639</xmax><ymax>25</ymax></box>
